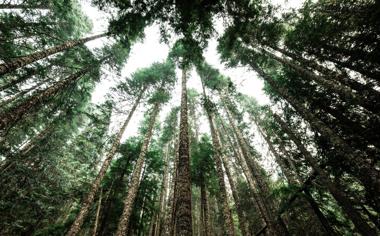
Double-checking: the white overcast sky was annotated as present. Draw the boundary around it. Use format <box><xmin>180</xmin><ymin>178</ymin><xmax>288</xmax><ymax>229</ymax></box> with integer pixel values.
<box><xmin>81</xmin><ymin>0</ymin><xmax>304</xmax><ymax>175</ymax></box>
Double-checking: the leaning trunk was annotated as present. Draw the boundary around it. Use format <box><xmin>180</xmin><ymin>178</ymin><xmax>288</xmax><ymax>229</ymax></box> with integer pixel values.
<box><xmin>221</xmin><ymin>98</ymin><xmax>288</xmax><ymax>236</ymax></box>
<box><xmin>0</xmin><ymin>33</ymin><xmax>107</xmax><ymax>75</ymax></box>
<box><xmin>173</xmin><ymin>69</ymin><xmax>192</xmax><ymax>235</ymax></box>
<box><xmin>0</xmin><ymin>68</ymin><xmax>89</xmax><ymax>136</ymax></box>
<box><xmin>66</xmin><ymin>87</ymin><xmax>146</xmax><ymax>236</ymax></box>
<box><xmin>251</xmin><ymin>63</ymin><xmax>380</xmax><ymax>205</ymax></box>
<box><xmin>115</xmin><ymin>102</ymin><xmax>160</xmax><ymax>236</ymax></box>
<box><xmin>273</xmin><ymin>113</ymin><xmax>377</xmax><ymax>235</ymax></box>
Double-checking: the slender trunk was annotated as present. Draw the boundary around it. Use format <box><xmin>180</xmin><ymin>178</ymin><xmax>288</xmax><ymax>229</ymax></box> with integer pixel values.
<box><xmin>173</xmin><ymin>69</ymin><xmax>192</xmax><ymax>235</ymax></box>
<box><xmin>0</xmin><ymin>76</ymin><xmax>54</xmax><ymax>107</ymax></box>
<box><xmin>250</xmin><ymin>115</ymin><xmax>337</xmax><ymax>235</ymax></box>
<box><xmin>303</xmin><ymin>189</ymin><xmax>338</xmax><ymax>236</ymax></box>
<box><xmin>260</xmin><ymin>48</ymin><xmax>380</xmax><ymax>116</ymax></box>
<box><xmin>221</xmin><ymin>97</ymin><xmax>288</xmax><ymax>236</ymax></box>
<box><xmin>154</xmin><ymin>145</ymin><xmax>170</xmax><ymax>236</ymax></box>
<box><xmin>217</xmin><ymin>118</ymin><xmax>267</xmax><ymax>230</ymax></box>
<box><xmin>269</xmin><ymin>45</ymin><xmax>380</xmax><ymax>97</ymax></box>
<box><xmin>66</xmin><ymin>87</ymin><xmax>146</xmax><ymax>236</ymax></box>
<box><xmin>92</xmin><ymin>189</ymin><xmax>103</xmax><ymax>236</ymax></box>
<box><xmin>0</xmin><ymin>33</ymin><xmax>107</xmax><ymax>76</ymax></box>
<box><xmin>201</xmin><ymin>82</ymin><xmax>235</xmax><ymax>235</ymax></box>
<box><xmin>0</xmin><ymin>67</ymin><xmax>39</xmax><ymax>92</ymax></box>
<box><xmin>273</xmin><ymin>113</ymin><xmax>377</xmax><ymax>235</ymax></box>
<box><xmin>0</xmin><ymin>68</ymin><xmax>89</xmax><ymax>136</ymax></box>
<box><xmin>220</xmin><ymin>149</ymin><xmax>250</xmax><ymax>236</ymax></box>
<box><xmin>0</xmin><ymin>4</ymin><xmax>50</xmax><ymax>9</ymax></box>
<box><xmin>251</xmin><ymin>63</ymin><xmax>380</xmax><ymax>204</ymax></box>
<box><xmin>200</xmin><ymin>180</ymin><xmax>211</xmax><ymax>236</ymax></box>
<box><xmin>115</xmin><ymin>102</ymin><xmax>160</xmax><ymax>236</ymax></box>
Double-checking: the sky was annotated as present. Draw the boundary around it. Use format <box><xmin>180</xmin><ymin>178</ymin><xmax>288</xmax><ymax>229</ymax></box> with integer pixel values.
<box><xmin>80</xmin><ymin>0</ymin><xmax>304</xmax><ymax>176</ymax></box>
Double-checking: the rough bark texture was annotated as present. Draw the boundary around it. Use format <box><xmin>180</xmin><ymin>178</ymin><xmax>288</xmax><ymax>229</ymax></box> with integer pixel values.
<box><xmin>66</xmin><ymin>87</ymin><xmax>146</xmax><ymax>236</ymax></box>
<box><xmin>173</xmin><ymin>69</ymin><xmax>192</xmax><ymax>235</ymax></box>
<box><xmin>154</xmin><ymin>145</ymin><xmax>170</xmax><ymax>236</ymax></box>
<box><xmin>200</xmin><ymin>181</ymin><xmax>211</xmax><ymax>236</ymax></box>
<box><xmin>221</xmin><ymin>97</ymin><xmax>288</xmax><ymax>236</ymax></box>
<box><xmin>0</xmin><ymin>33</ymin><xmax>107</xmax><ymax>76</ymax></box>
<box><xmin>222</xmin><ymin>154</ymin><xmax>250</xmax><ymax>235</ymax></box>
<box><xmin>115</xmin><ymin>102</ymin><xmax>160</xmax><ymax>236</ymax></box>
<box><xmin>273</xmin><ymin>113</ymin><xmax>377</xmax><ymax>235</ymax></box>
<box><xmin>92</xmin><ymin>189</ymin><xmax>102</xmax><ymax>236</ymax></box>
<box><xmin>251</xmin><ymin>64</ymin><xmax>380</xmax><ymax>206</ymax></box>
<box><xmin>205</xmin><ymin>112</ymin><xmax>235</xmax><ymax>235</ymax></box>
<box><xmin>0</xmin><ymin>68</ymin><xmax>89</xmax><ymax>136</ymax></box>
<box><xmin>261</xmin><ymin>48</ymin><xmax>380</xmax><ymax>116</ymax></box>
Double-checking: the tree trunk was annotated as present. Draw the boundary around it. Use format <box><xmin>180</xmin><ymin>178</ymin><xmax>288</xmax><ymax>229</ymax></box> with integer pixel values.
<box><xmin>261</xmin><ymin>47</ymin><xmax>380</xmax><ymax>116</ymax></box>
<box><xmin>273</xmin><ymin>113</ymin><xmax>377</xmax><ymax>235</ymax></box>
<box><xmin>201</xmin><ymin>82</ymin><xmax>235</xmax><ymax>235</ymax></box>
<box><xmin>250</xmin><ymin>63</ymin><xmax>380</xmax><ymax>205</ymax></box>
<box><xmin>0</xmin><ymin>76</ymin><xmax>54</xmax><ymax>108</ymax></box>
<box><xmin>0</xmin><ymin>33</ymin><xmax>107</xmax><ymax>76</ymax></box>
<box><xmin>173</xmin><ymin>69</ymin><xmax>192</xmax><ymax>235</ymax></box>
<box><xmin>0</xmin><ymin>67</ymin><xmax>40</xmax><ymax>92</ymax></box>
<box><xmin>154</xmin><ymin>144</ymin><xmax>170</xmax><ymax>236</ymax></box>
<box><xmin>250</xmin><ymin>114</ymin><xmax>337</xmax><ymax>235</ymax></box>
<box><xmin>303</xmin><ymin>189</ymin><xmax>338</xmax><ymax>236</ymax></box>
<box><xmin>221</xmin><ymin>97</ymin><xmax>288</xmax><ymax>236</ymax></box>
<box><xmin>66</xmin><ymin>86</ymin><xmax>146</xmax><ymax>236</ymax></box>
<box><xmin>219</xmin><ymin>145</ymin><xmax>251</xmax><ymax>236</ymax></box>
<box><xmin>92</xmin><ymin>189</ymin><xmax>103</xmax><ymax>236</ymax></box>
<box><xmin>0</xmin><ymin>68</ymin><xmax>89</xmax><ymax>136</ymax></box>
<box><xmin>115</xmin><ymin>102</ymin><xmax>161</xmax><ymax>236</ymax></box>
<box><xmin>200</xmin><ymin>180</ymin><xmax>211</xmax><ymax>236</ymax></box>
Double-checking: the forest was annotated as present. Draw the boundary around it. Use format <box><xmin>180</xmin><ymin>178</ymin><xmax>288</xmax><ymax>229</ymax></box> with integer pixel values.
<box><xmin>0</xmin><ymin>0</ymin><xmax>379</xmax><ymax>235</ymax></box>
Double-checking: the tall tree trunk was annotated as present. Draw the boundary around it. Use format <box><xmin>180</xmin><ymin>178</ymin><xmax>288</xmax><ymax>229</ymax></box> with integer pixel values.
<box><xmin>0</xmin><ymin>76</ymin><xmax>54</xmax><ymax>107</ymax></box>
<box><xmin>260</xmin><ymin>47</ymin><xmax>380</xmax><ymax>116</ymax></box>
<box><xmin>250</xmin><ymin>115</ymin><xmax>337</xmax><ymax>235</ymax></box>
<box><xmin>115</xmin><ymin>102</ymin><xmax>161</xmax><ymax>236</ymax></box>
<box><xmin>0</xmin><ymin>67</ymin><xmax>40</xmax><ymax>92</ymax></box>
<box><xmin>0</xmin><ymin>33</ymin><xmax>107</xmax><ymax>76</ymax></box>
<box><xmin>0</xmin><ymin>68</ymin><xmax>89</xmax><ymax>136</ymax></box>
<box><xmin>303</xmin><ymin>189</ymin><xmax>338</xmax><ymax>236</ymax></box>
<box><xmin>220</xmin><ymin>97</ymin><xmax>288</xmax><ymax>236</ymax></box>
<box><xmin>66</xmin><ymin>86</ymin><xmax>146</xmax><ymax>236</ymax></box>
<box><xmin>217</xmin><ymin>117</ymin><xmax>267</xmax><ymax>231</ymax></box>
<box><xmin>173</xmin><ymin>69</ymin><xmax>192</xmax><ymax>235</ymax></box>
<box><xmin>154</xmin><ymin>144</ymin><xmax>170</xmax><ymax>236</ymax></box>
<box><xmin>200</xmin><ymin>180</ymin><xmax>211</xmax><ymax>236</ymax></box>
<box><xmin>92</xmin><ymin>189</ymin><xmax>103</xmax><ymax>236</ymax></box>
<box><xmin>273</xmin><ymin>113</ymin><xmax>377</xmax><ymax>235</ymax></box>
<box><xmin>201</xmin><ymin>82</ymin><xmax>235</xmax><ymax>235</ymax></box>
<box><xmin>250</xmin><ymin>63</ymin><xmax>380</xmax><ymax>205</ymax></box>
<box><xmin>219</xmin><ymin>146</ymin><xmax>250</xmax><ymax>236</ymax></box>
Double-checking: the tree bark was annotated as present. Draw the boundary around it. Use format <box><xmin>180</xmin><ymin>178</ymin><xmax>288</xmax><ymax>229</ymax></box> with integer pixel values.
<box><xmin>0</xmin><ymin>68</ymin><xmax>89</xmax><ymax>136</ymax></box>
<box><xmin>221</xmin><ymin>97</ymin><xmax>288</xmax><ymax>236</ymax></box>
<box><xmin>273</xmin><ymin>113</ymin><xmax>377</xmax><ymax>235</ymax></box>
<box><xmin>200</xmin><ymin>180</ymin><xmax>211</xmax><ymax>236</ymax></box>
<box><xmin>250</xmin><ymin>63</ymin><xmax>380</xmax><ymax>205</ymax></box>
<box><xmin>92</xmin><ymin>189</ymin><xmax>103</xmax><ymax>236</ymax></box>
<box><xmin>154</xmin><ymin>144</ymin><xmax>170</xmax><ymax>236</ymax></box>
<box><xmin>201</xmin><ymin>82</ymin><xmax>235</xmax><ymax>236</ymax></box>
<box><xmin>115</xmin><ymin>102</ymin><xmax>160</xmax><ymax>236</ymax></box>
<box><xmin>66</xmin><ymin>86</ymin><xmax>146</xmax><ymax>236</ymax></box>
<box><xmin>173</xmin><ymin>69</ymin><xmax>192</xmax><ymax>235</ymax></box>
<box><xmin>261</xmin><ymin>47</ymin><xmax>380</xmax><ymax>116</ymax></box>
<box><xmin>0</xmin><ymin>33</ymin><xmax>107</xmax><ymax>76</ymax></box>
